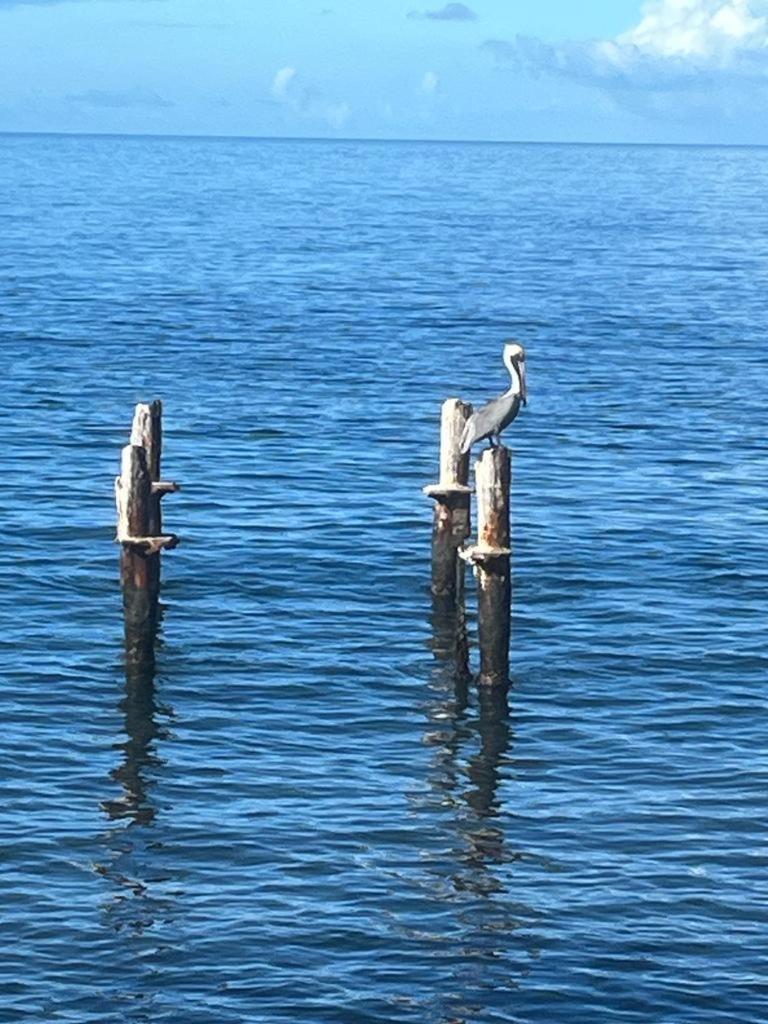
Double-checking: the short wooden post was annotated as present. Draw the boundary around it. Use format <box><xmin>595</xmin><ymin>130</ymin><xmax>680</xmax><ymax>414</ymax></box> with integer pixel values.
<box><xmin>460</xmin><ymin>446</ymin><xmax>511</xmax><ymax>687</ymax></box>
<box><xmin>115</xmin><ymin>401</ymin><xmax>179</xmax><ymax>660</ymax></box>
<box><xmin>423</xmin><ymin>398</ymin><xmax>473</xmax><ymax>598</ymax></box>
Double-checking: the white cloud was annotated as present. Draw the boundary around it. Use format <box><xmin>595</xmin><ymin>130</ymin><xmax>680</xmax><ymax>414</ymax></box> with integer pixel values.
<box><xmin>483</xmin><ymin>0</ymin><xmax>768</xmax><ymax>92</ymax></box>
<box><xmin>271</xmin><ymin>66</ymin><xmax>297</xmax><ymax>99</ymax></box>
<box><xmin>421</xmin><ymin>70</ymin><xmax>439</xmax><ymax>94</ymax></box>
<box><xmin>620</xmin><ymin>0</ymin><xmax>768</xmax><ymax>58</ymax></box>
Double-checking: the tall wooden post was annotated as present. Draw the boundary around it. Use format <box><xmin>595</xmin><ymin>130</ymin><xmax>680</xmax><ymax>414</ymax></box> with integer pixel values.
<box><xmin>461</xmin><ymin>446</ymin><xmax>511</xmax><ymax>687</ymax></box>
<box><xmin>115</xmin><ymin>401</ymin><xmax>179</xmax><ymax>666</ymax></box>
<box><xmin>423</xmin><ymin>398</ymin><xmax>473</xmax><ymax>599</ymax></box>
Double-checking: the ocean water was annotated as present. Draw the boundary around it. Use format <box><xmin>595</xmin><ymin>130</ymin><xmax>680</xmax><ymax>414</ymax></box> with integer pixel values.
<box><xmin>1</xmin><ymin>134</ymin><xmax>767</xmax><ymax>1024</ymax></box>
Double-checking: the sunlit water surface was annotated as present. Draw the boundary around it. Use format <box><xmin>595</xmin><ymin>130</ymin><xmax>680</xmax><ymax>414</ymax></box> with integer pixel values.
<box><xmin>1</xmin><ymin>135</ymin><xmax>767</xmax><ymax>1023</ymax></box>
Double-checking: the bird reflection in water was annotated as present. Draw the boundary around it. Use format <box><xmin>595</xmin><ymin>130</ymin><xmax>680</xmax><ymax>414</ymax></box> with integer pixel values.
<box><xmin>95</xmin><ymin>592</ymin><xmax>176</xmax><ymax>937</ymax></box>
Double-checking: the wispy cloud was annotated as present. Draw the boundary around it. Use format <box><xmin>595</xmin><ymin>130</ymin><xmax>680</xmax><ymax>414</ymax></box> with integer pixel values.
<box><xmin>271</xmin><ymin>66</ymin><xmax>297</xmax><ymax>100</ymax></box>
<box><xmin>409</xmin><ymin>3</ymin><xmax>477</xmax><ymax>22</ymax></box>
<box><xmin>483</xmin><ymin>0</ymin><xmax>768</xmax><ymax>94</ymax></box>
<box><xmin>269</xmin><ymin>66</ymin><xmax>350</xmax><ymax>130</ymax></box>
<box><xmin>421</xmin><ymin>70</ymin><xmax>439</xmax><ymax>94</ymax></box>
<box><xmin>67</xmin><ymin>88</ymin><xmax>173</xmax><ymax>109</ymax></box>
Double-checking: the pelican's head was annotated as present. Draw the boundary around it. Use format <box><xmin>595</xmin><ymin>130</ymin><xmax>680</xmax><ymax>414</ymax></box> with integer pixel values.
<box><xmin>503</xmin><ymin>342</ymin><xmax>527</xmax><ymax>405</ymax></box>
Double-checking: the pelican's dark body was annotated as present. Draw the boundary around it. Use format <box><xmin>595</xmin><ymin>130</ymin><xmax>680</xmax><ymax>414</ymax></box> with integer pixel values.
<box><xmin>460</xmin><ymin>341</ymin><xmax>527</xmax><ymax>453</ymax></box>
<box><xmin>460</xmin><ymin>392</ymin><xmax>522</xmax><ymax>454</ymax></box>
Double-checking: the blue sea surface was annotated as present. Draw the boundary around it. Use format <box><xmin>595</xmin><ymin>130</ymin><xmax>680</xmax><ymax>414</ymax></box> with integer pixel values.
<box><xmin>1</xmin><ymin>134</ymin><xmax>767</xmax><ymax>1024</ymax></box>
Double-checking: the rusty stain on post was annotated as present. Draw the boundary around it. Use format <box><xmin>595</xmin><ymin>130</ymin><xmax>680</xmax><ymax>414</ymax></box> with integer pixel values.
<box><xmin>423</xmin><ymin>398</ymin><xmax>474</xmax><ymax>599</ymax></box>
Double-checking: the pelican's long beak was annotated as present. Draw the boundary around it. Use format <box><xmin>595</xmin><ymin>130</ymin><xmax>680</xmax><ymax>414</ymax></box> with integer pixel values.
<box><xmin>518</xmin><ymin>357</ymin><xmax>527</xmax><ymax>405</ymax></box>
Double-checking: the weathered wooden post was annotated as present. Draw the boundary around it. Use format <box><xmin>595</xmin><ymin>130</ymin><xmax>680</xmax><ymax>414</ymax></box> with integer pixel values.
<box><xmin>460</xmin><ymin>446</ymin><xmax>511</xmax><ymax>687</ymax></box>
<box><xmin>423</xmin><ymin>398</ymin><xmax>474</xmax><ymax>599</ymax></box>
<box><xmin>115</xmin><ymin>401</ymin><xmax>179</xmax><ymax>665</ymax></box>
<box><xmin>128</xmin><ymin>400</ymin><xmax>177</xmax><ymax>593</ymax></box>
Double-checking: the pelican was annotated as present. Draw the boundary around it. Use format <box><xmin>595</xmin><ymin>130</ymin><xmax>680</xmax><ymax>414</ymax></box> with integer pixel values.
<box><xmin>460</xmin><ymin>342</ymin><xmax>527</xmax><ymax>453</ymax></box>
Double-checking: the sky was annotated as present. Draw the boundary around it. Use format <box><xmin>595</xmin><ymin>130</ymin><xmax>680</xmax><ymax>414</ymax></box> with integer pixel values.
<box><xmin>2</xmin><ymin>0</ymin><xmax>768</xmax><ymax>143</ymax></box>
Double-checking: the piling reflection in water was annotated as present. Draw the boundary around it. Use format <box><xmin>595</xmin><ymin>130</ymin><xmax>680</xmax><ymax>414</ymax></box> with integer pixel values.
<box><xmin>428</xmin><ymin>592</ymin><xmax>513</xmax><ymax>894</ymax></box>
<box><xmin>102</xmin><ymin>595</ymin><xmax>167</xmax><ymax>826</ymax></box>
<box><xmin>422</xmin><ymin>589</ymin><xmax>541</xmax><ymax>1017</ymax></box>
<box><xmin>461</xmin><ymin>688</ymin><xmax>512</xmax><ymax>884</ymax></box>
<box><xmin>96</xmin><ymin>593</ymin><xmax>175</xmax><ymax>938</ymax></box>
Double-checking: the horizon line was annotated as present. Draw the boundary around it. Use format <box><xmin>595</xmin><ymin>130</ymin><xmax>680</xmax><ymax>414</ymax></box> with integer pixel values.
<box><xmin>1</xmin><ymin>129</ymin><xmax>767</xmax><ymax>150</ymax></box>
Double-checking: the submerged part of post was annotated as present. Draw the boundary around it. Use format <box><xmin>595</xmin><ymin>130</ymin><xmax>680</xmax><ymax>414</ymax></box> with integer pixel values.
<box><xmin>424</xmin><ymin>398</ymin><xmax>474</xmax><ymax>599</ymax></box>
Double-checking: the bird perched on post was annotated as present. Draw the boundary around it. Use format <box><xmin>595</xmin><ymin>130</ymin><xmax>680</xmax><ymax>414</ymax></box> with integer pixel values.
<box><xmin>460</xmin><ymin>342</ymin><xmax>527</xmax><ymax>453</ymax></box>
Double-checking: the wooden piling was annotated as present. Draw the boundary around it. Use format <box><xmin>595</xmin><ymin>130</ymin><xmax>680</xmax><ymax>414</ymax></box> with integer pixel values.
<box><xmin>130</xmin><ymin>400</ymin><xmax>162</xmax><ymax>485</ymax></box>
<box><xmin>460</xmin><ymin>446</ymin><xmax>511</xmax><ymax>687</ymax></box>
<box><xmin>115</xmin><ymin>402</ymin><xmax>179</xmax><ymax>651</ymax></box>
<box><xmin>116</xmin><ymin>443</ymin><xmax>154</xmax><ymax>593</ymax></box>
<box><xmin>423</xmin><ymin>398</ymin><xmax>473</xmax><ymax>598</ymax></box>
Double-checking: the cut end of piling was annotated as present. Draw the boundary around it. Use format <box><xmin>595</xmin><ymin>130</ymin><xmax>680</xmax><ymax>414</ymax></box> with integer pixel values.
<box><xmin>459</xmin><ymin>544</ymin><xmax>511</xmax><ymax>565</ymax></box>
<box><xmin>423</xmin><ymin>483</ymin><xmax>473</xmax><ymax>499</ymax></box>
<box><xmin>116</xmin><ymin>533</ymin><xmax>180</xmax><ymax>553</ymax></box>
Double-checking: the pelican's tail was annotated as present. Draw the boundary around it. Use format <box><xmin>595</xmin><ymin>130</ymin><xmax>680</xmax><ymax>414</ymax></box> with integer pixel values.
<box><xmin>459</xmin><ymin>417</ymin><xmax>475</xmax><ymax>455</ymax></box>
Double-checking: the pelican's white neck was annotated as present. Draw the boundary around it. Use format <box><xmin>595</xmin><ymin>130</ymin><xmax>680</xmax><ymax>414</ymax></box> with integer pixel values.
<box><xmin>504</xmin><ymin>358</ymin><xmax>522</xmax><ymax>397</ymax></box>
